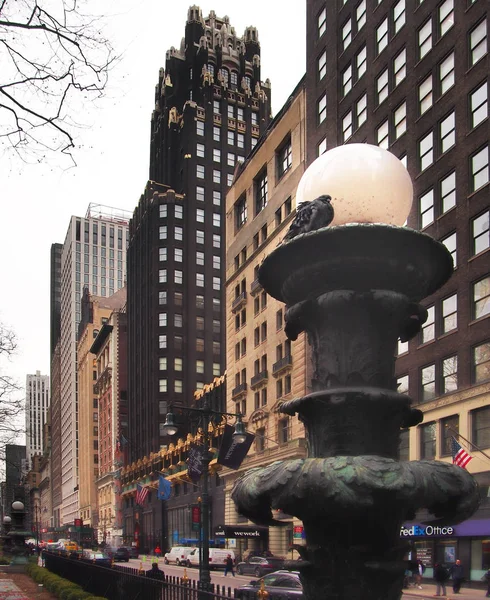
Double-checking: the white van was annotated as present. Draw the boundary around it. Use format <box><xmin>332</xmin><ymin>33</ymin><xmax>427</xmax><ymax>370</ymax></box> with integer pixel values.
<box><xmin>164</xmin><ymin>546</ymin><xmax>190</xmax><ymax>566</ymax></box>
<box><xmin>186</xmin><ymin>548</ymin><xmax>235</xmax><ymax>570</ymax></box>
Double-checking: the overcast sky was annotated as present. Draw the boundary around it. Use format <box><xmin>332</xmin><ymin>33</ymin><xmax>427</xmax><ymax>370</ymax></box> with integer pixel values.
<box><xmin>0</xmin><ymin>1</ymin><xmax>306</xmax><ymax>406</ymax></box>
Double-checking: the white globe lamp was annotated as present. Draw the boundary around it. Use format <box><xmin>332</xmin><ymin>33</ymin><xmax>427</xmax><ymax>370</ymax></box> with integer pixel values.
<box><xmin>296</xmin><ymin>144</ymin><xmax>413</xmax><ymax>226</ymax></box>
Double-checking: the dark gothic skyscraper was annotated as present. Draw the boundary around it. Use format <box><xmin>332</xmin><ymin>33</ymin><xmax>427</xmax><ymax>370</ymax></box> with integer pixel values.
<box><xmin>126</xmin><ymin>7</ymin><xmax>271</xmax><ymax>466</ymax></box>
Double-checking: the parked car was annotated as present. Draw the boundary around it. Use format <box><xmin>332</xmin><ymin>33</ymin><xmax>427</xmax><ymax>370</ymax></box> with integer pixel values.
<box><xmin>163</xmin><ymin>547</ymin><xmax>189</xmax><ymax>566</ymax></box>
<box><xmin>121</xmin><ymin>546</ymin><xmax>139</xmax><ymax>559</ymax></box>
<box><xmin>185</xmin><ymin>548</ymin><xmax>235</xmax><ymax>570</ymax></box>
<box><xmin>236</xmin><ymin>556</ymin><xmax>285</xmax><ymax>577</ymax></box>
<box><xmin>236</xmin><ymin>572</ymin><xmax>303</xmax><ymax>599</ymax></box>
<box><xmin>106</xmin><ymin>547</ymin><xmax>130</xmax><ymax>562</ymax></box>
<box><xmin>81</xmin><ymin>550</ymin><xmax>112</xmax><ymax>567</ymax></box>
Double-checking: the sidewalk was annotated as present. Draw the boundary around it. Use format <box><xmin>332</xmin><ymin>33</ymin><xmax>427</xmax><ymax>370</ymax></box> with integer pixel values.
<box><xmin>403</xmin><ymin>581</ymin><xmax>488</xmax><ymax>600</ymax></box>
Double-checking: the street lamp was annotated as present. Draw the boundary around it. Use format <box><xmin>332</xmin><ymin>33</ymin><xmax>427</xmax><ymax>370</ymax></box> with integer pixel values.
<box><xmin>162</xmin><ymin>393</ymin><xmax>246</xmax><ymax>591</ymax></box>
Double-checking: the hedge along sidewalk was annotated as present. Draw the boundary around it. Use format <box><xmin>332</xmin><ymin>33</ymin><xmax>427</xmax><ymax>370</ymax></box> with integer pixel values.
<box><xmin>25</xmin><ymin>560</ymin><xmax>108</xmax><ymax>600</ymax></box>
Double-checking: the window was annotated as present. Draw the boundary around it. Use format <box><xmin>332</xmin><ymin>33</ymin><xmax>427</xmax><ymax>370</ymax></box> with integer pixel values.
<box><xmin>394</xmin><ymin>48</ymin><xmax>406</xmax><ymax>86</ymax></box>
<box><xmin>342</xmin><ymin>64</ymin><xmax>352</xmax><ymax>96</ymax></box>
<box><xmin>442</xmin><ymin>355</ymin><xmax>458</xmax><ymax>393</ymax></box>
<box><xmin>399</xmin><ymin>430</ymin><xmax>409</xmax><ymax>461</ymax></box>
<box><xmin>213</xmin><ymin>213</ymin><xmax>220</xmax><ymax>228</ymax></box>
<box><xmin>237</xmin><ymin>107</ymin><xmax>244</xmax><ymax>121</ymax></box>
<box><xmin>159</xmin><ymin>225</ymin><xmax>167</xmax><ymax>240</ymax></box>
<box><xmin>255</xmin><ymin>171</ymin><xmax>268</xmax><ymax>214</ymax></box>
<box><xmin>279</xmin><ymin>418</ymin><xmax>289</xmax><ymax>444</ymax></box>
<box><xmin>175</xmin><ymin>380</ymin><xmax>183</xmax><ymax>393</ymax></box>
<box><xmin>398</xmin><ymin>339</ymin><xmax>408</xmax><ymax>355</ymax></box>
<box><xmin>175</xmin><ymin>270</ymin><xmax>183</xmax><ymax>285</ymax></box>
<box><xmin>442</xmin><ymin>232</ymin><xmax>457</xmax><ymax>267</ymax></box>
<box><xmin>471</xmin><ymin>146</ymin><xmax>489</xmax><ymax>192</ymax></box>
<box><xmin>441</xmin><ymin>171</ymin><xmax>456</xmax><ymax>213</ymax></box>
<box><xmin>357</xmin><ymin>94</ymin><xmax>367</xmax><ymax>127</ymax></box>
<box><xmin>196</xmin><ymin>251</ymin><xmax>204</xmax><ymax>266</ymax></box>
<box><xmin>213</xmin><ymin>190</ymin><xmax>220</xmax><ymax>206</ymax></box>
<box><xmin>196</xmin><ymin>230</ymin><xmax>204</xmax><ymax>244</ymax></box>
<box><xmin>160</xmin><ymin>204</ymin><xmax>167</xmax><ymax>218</ymax></box>
<box><xmin>356</xmin><ymin>0</ymin><xmax>366</xmax><ymax>30</ymax></box>
<box><xmin>376</xmin><ymin>120</ymin><xmax>389</xmax><ymax>149</ymax></box>
<box><xmin>376</xmin><ymin>69</ymin><xmax>389</xmax><ymax>105</ymax></box>
<box><xmin>439</xmin><ymin>0</ymin><xmax>453</xmax><ymax>36</ymax></box>
<box><xmin>159</xmin><ymin>269</ymin><xmax>167</xmax><ymax>283</ymax></box>
<box><xmin>174</xmin><ymin>314</ymin><xmax>183</xmax><ymax>327</ymax></box>
<box><xmin>376</xmin><ymin>18</ymin><xmax>388</xmax><ymax>55</ymax></box>
<box><xmin>213</xmin><ymin>148</ymin><xmax>221</xmax><ymax>163</ymax></box>
<box><xmin>473</xmin><ymin>276</ymin><xmax>490</xmax><ymax>319</ymax></box>
<box><xmin>196</xmin><ymin>316</ymin><xmax>204</xmax><ymax>331</ymax></box>
<box><xmin>318</xmin><ymin>50</ymin><xmax>327</xmax><ymax>80</ymax></box>
<box><xmin>212</xmin><ymin>126</ymin><xmax>220</xmax><ymax>142</ymax></box>
<box><xmin>227</xmin><ymin>152</ymin><xmax>235</xmax><ymax>167</ymax></box>
<box><xmin>442</xmin><ymin>294</ymin><xmax>457</xmax><ymax>333</ymax></box>
<box><xmin>227</xmin><ymin>130</ymin><xmax>235</xmax><ymax>146</ymax></box>
<box><xmin>318</xmin><ymin>94</ymin><xmax>327</xmax><ymax>124</ymax></box>
<box><xmin>213</xmin><ymin>169</ymin><xmax>220</xmax><ymax>184</ymax></box>
<box><xmin>213</xmin><ymin>255</ymin><xmax>220</xmax><ymax>270</ymax></box>
<box><xmin>318</xmin><ymin>6</ymin><xmax>326</xmax><ymax>38</ymax></box>
<box><xmin>227</xmin><ymin>104</ymin><xmax>234</xmax><ymax>119</ymax></box>
<box><xmin>213</xmin><ymin>277</ymin><xmax>220</xmax><ymax>291</ymax></box>
<box><xmin>420</xmin><ymin>422</ymin><xmax>436</xmax><ymax>459</ymax></box>
<box><xmin>159</xmin><ymin>313</ymin><xmax>167</xmax><ymax>329</ymax></box>
<box><xmin>196</xmin><ymin>338</ymin><xmax>204</xmax><ymax>352</ymax></box>
<box><xmin>470</xmin><ymin>82</ymin><xmax>488</xmax><ymax>129</ymax></box>
<box><xmin>237</xmin><ymin>133</ymin><xmax>244</xmax><ymax>149</ymax></box>
<box><xmin>174</xmin><ymin>248</ymin><xmax>183</xmax><ymax>263</ymax></box>
<box><xmin>470</xmin><ymin>20</ymin><xmax>487</xmax><ymax>67</ymax></box>
<box><xmin>472</xmin><ymin>406</ymin><xmax>490</xmax><ymax>447</ymax></box>
<box><xmin>394</xmin><ymin>103</ymin><xmax>406</xmax><ymax>139</ymax></box>
<box><xmin>196</xmin><ymin>186</ymin><xmax>205</xmax><ymax>202</ymax></box>
<box><xmin>196</xmin><ymin>120</ymin><xmax>204</xmax><ymax>136</ymax></box>
<box><xmin>278</xmin><ymin>139</ymin><xmax>292</xmax><ymax>177</ymax></box>
<box><xmin>419</xmin><ymin>75</ymin><xmax>433</xmax><ymax>115</ymax></box>
<box><xmin>196</xmin><ymin>143</ymin><xmax>205</xmax><ymax>158</ymax></box>
<box><xmin>197</xmin><ymin>164</ymin><xmax>205</xmax><ymax>179</ymax></box>
<box><xmin>440</xmin><ymin>53</ymin><xmax>454</xmax><ymax>95</ymax></box>
<box><xmin>175</xmin><ymin>205</ymin><xmax>183</xmax><ymax>220</ymax></box>
<box><xmin>159</xmin><ymin>379</ymin><xmax>167</xmax><ymax>393</ymax></box>
<box><xmin>175</xmin><ymin>357</ymin><xmax>183</xmax><ymax>371</ymax></box>
<box><xmin>159</xmin><ymin>247</ymin><xmax>167</xmax><ymax>262</ymax></box>
<box><xmin>440</xmin><ymin>111</ymin><xmax>455</xmax><ymax>153</ymax></box>
<box><xmin>213</xmin><ymin>234</ymin><xmax>220</xmax><ymax>248</ymax></box>
<box><xmin>159</xmin><ymin>335</ymin><xmax>167</xmax><ymax>349</ymax></box>
<box><xmin>472</xmin><ymin>211</ymin><xmax>490</xmax><ymax>255</ymax></box>
<box><xmin>421</xmin><ymin>305</ymin><xmax>435</xmax><ymax>343</ymax></box>
<box><xmin>196</xmin><ymin>273</ymin><xmax>204</xmax><ymax>287</ymax></box>
<box><xmin>356</xmin><ymin>46</ymin><xmax>367</xmax><ymax>79</ymax></box>
<box><xmin>342</xmin><ymin>111</ymin><xmax>353</xmax><ymax>142</ymax></box>
<box><xmin>421</xmin><ymin>364</ymin><xmax>436</xmax><ymax>401</ymax></box>
<box><xmin>473</xmin><ymin>341</ymin><xmax>490</xmax><ymax>382</ymax></box>
<box><xmin>196</xmin><ymin>360</ymin><xmax>204</xmax><ymax>374</ymax></box>
<box><xmin>230</xmin><ymin>71</ymin><xmax>238</xmax><ymax>89</ymax></box>
<box><xmin>396</xmin><ymin>375</ymin><xmax>408</xmax><ymax>396</ymax></box>
<box><xmin>213</xmin><ymin>362</ymin><xmax>220</xmax><ymax>376</ymax></box>
<box><xmin>393</xmin><ymin>0</ymin><xmax>405</xmax><ymax>33</ymax></box>
<box><xmin>342</xmin><ymin>17</ymin><xmax>352</xmax><ymax>50</ymax></box>
<box><xmin>418</xmin><ymin>19</ymin><xmax>432</xmax><ymax>59</ymax></box>
<box><xmin>175</xmin><ymin>292</ymin><xmax>183</xmax><ymax>306</ymax></box>
<box><xmin>441</xmin><ymin>415</ymin><xmax>459</xmax><ymax>456</ymax></box>
<box><xmin>419</xmin><ymin>131</ymin><xmax>434</xmax><ymax>171</ymax></box>
<box><xmin>159</xmin><ymin>291</ymin><xmax>167</xmax><ymax>305</ymax></box>
<box><xmin>175</xmin><ymin>226</ymin><xmax>183</xmax><ymax>241</ymax></box>
<box><xmin>318</xmin><ymin>137</ymin><xmax>327</xmax><ymax>156</ymax></box>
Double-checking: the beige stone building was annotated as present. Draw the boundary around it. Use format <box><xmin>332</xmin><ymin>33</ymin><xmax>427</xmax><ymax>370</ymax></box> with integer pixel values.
<box><xmin>77</xmin><ymin>288</ymin><xmax>126</xmax><ymax>539</ymax></box>
<box><xmin>224</xmin><ymin>78</ymin><xmax>309</xmax><ymax>558</ymax></box>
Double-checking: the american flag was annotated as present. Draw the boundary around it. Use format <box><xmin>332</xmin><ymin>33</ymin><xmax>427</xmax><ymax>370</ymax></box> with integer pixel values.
<box><xmin>451</xmin><ymin>437</ymin><xmax>473</xmax><ymax>469</ymax></box>
<box><xmin>136</xmin><ymin>484</ymin><xmax>149</xmax><ymax>506</ymax></box>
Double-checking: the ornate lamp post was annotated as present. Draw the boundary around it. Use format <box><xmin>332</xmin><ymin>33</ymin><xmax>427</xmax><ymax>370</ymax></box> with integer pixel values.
<box><xmin>232</xmin><ymin>145</ymin><xmax>479</xmax><ymax>599</ymax></box>
<box><xmin>162</xmin><ymin>386</ymin><xmax>246</xmax><ymax>592</ymax></box>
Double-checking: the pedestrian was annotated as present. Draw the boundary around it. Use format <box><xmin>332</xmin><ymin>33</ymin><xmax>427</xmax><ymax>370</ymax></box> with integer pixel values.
<box><xmin>414</xmin><ymin>559</ymin><xmax>425</xmax><ymax>589</ymax></box>
<box><xmin>146</xmin><ymin>562</ymin><xmax>165</xmax><ymax>581</ymax></box>
<box><xmin>450</xmin><ymin>559</ymin><xmax>465</xmax><ymax>593</ymax></box>
<box><xmin>434</xmin><ymin>563</ymin><xmax>449</xmax><ymax>597</ymax></box>
<box><xmin>224</xmin><ymin>554</ymin><xmax>235</xmax><ymax>577</ymax></box>
<box><xmin>482</xmin><ymin>567</ymin><xmax>490</xmax><ymax>597</ymax></box>
<box><xmin>154</xmin><ymin>545</ymin><xmax>162</xmax><ymax>558</ymax></box>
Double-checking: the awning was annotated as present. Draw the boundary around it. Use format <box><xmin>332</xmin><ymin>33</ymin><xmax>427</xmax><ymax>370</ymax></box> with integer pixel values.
<box><xmin>214</xmin><ymin>524</ymin><xmax>269</xmax><ymax>539</ymax></box>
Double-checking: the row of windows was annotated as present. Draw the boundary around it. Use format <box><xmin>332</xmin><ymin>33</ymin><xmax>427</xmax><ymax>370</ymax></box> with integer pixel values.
<box><xmin>196</xmin><ymin>119</ymin><xmax>259</xmax><ymax>149</ymax></box>
<box><xmin>158</xmin><ymin>335</ymin><xmax>220</xmax><ymax>355</ymax></box>
<box><xmin>158</xmin><ymin>312</ymin><xmax>221</xmax><ymax>330</ymax></box>
<box><xmin>159</xmin><ymin>248</ymin><xmax>221</xmax><ymax>269</ymax></box>
<box><xmin>196</xmin><ymin>164</ymin><xmax>236</xmax><ymax>188</ymax></box>
<box><xmin>159</xmin><ymin>292</ymin><xmax>221</xmax><ymax>314</ymax></box>
<box><xmin>397</xmin><ymin>340</ymin><xmax>490</xmax><ymax>403</ymax></box>
<box><xmin>158</xmin><ymin>357</ymin><xmax>220</xmax><ymax>375</ymax></box>
<box><xmin>160</xmin><ymin>226</ymin><xmax>221</xmax><ymax>248</ymax></box>
<box><xmin>405</xmin><ymin>406</ymin><xmax>490</xmax><ymax>461</ymax></box>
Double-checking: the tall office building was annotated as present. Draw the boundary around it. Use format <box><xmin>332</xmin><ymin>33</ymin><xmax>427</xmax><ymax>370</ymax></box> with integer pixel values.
<box><xmin>306</xmin><ymin>0</ymin><xmax>489</xmax><ymax>577</ymax></box>
<box><xmin>123</xmin><ymin>5</ymin><xmax>271</xmax><ymax>548</ymax></box>
<box><xmin>55</xmin><ymin>204</ymin><xmax>130</xmax><ymax>525</ymax></box>
<box><xmin>25</xmin><ymin>370</ymin><xmax>50</xmax><ymax>467</ymax></box>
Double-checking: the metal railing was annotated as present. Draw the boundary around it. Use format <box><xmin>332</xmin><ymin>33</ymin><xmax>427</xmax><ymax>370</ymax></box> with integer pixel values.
<box><xmin>44</xmin><ymin>552</ymin><xmax>240</xmax><ymax>600</ymax></box>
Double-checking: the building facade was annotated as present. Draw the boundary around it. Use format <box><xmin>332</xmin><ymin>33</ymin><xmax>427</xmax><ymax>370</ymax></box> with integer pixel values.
<box><xmin>55</xmin><ymin>204</ymin><xmax>130</xmax><ymax>525</ymax></box>
<box><xmin>25</xmin><ymin>370</ymin><xmax>50</xmax><ymax>467</ymax></box>
<box><xmin>306</xmin><ymin>0</ymin><xmax>489</xmax><ymax>580</ymax></box>
<box><xmin>224</xmin><ymin>79</ymin><xmax>309</xmax><ymax>558</ymax></box>
<box><xmin>123</xmin><ymin>5</ymin><xmax>271</xmax><ymax>548</ymax></box>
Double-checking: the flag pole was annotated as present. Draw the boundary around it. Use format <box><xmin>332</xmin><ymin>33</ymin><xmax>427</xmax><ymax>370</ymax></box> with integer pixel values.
<box><xmin>446</xmin><ymin>426</ymin><xmax>490</xmax><ymax>464</ymax></box>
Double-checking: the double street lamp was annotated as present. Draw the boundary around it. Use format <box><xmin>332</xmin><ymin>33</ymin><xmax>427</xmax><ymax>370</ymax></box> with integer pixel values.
<box><xmin>162</xmin><ymin>391</ymin><xmax>246</xmax><ymax>590</ymax></box>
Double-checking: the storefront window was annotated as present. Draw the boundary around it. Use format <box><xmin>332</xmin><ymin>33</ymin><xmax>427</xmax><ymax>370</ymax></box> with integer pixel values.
<box><xmin>435</xmin><ymin>539</ymin><xmax>457</xmax><ymax>565</ymax></box>
<box><xmin>414</xmin><ymin>540</ymin><xmax>434</xmax><ymax>566</ymax></box>
<box><xmin>473</xmin><ymin>539</ymin><xmax>490</xmax><ymax>570</ymax></box>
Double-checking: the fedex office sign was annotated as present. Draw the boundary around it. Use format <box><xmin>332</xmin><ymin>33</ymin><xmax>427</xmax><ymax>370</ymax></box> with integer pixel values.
<box><xmin>400</xmin><ymin>525</ymin><xmax>454</xmax><ymax>537</ymax></box>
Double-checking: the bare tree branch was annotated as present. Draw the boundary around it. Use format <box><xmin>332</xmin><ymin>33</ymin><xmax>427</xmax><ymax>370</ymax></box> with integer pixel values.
<box><xmin>0</xmin><ymin>0</ymin><xmax>117</xmax><ymax>165</ymax></box>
